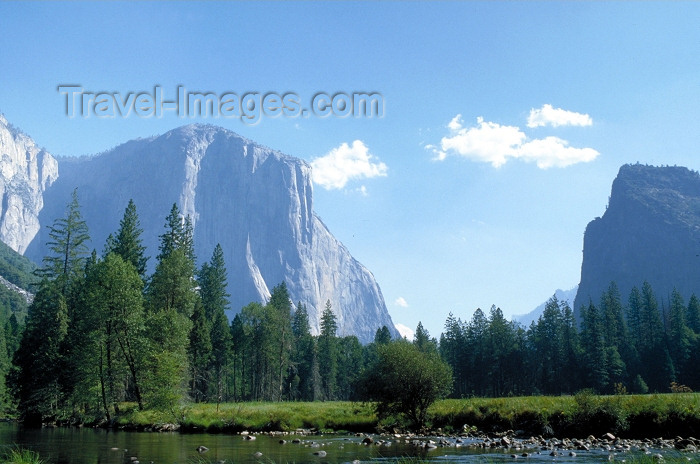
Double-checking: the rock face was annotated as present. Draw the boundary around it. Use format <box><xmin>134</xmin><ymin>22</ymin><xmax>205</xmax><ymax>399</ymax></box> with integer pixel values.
<box><xmin>18</xmin><ymin>123</ymin><xmax>396</xmax><ymax>342</ymax></box>
<box><xmin>0</xmin><ymin>115</ymin><xmax>58</xmax><ymax>253</ymax></box>
<box><xmin>574</xmin><ymin>164</ymin><xmax>700</xmax><ymax>316</ymax></box>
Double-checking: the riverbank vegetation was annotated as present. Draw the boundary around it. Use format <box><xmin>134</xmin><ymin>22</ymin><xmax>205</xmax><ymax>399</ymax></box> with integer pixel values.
<box><xmin>68</xmin><ymin>392</ymin><xmax>700</xmax><ymax>439</ymax></box>
<box><xmin>1</xmin><ymin>193</ymin><xmax>700</xmax><ymax>434</ymax></box>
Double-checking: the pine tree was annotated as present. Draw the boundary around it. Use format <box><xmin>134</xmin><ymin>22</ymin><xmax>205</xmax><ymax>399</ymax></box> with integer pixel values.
<box><xmin>143</xmin><ymin>205</ymin><xmax>197</xmax><ymax>409</ymax></box>
<box><xmin>580</xmin><ymin>301</ymin><xmax>608</xmax><ymax>392</ymax></box>
<box><xmin>533</xmin><ymin>296</ymin><xmax>564</xmax><ymax>394</ymax></box>
<box><xmin>291</xmin><ymin>303</ymin><xmax>316</xmax><ymax>401</ymax></box>
<box><xmin>686</xmin><ymin>294</ymin><xmax>700</xmax><ymax>334</ymax></box>
<box><xmin>318</xmin><ymin>300</ymin><xmax>338</xmax><ymax>400</ymax></box>
<box><xmin>198</xmin><ymin>244</ymin><xmax>231</xmax><ymax>407</ymax></box>
<box><xmin>188</xmin><ymin>298</ymin><xmax>212</xmax><ymax>402</ymax></box>
<box><xmin>440</xmin><ymin>312</ymin><xmax>466</xmax><ymax>396</ymax></box>
<box><xmin>267</xmin><ymin>282</ymin><xmax>293</xmax><ymax>401</ymax></box>
<box><xmin>638</xmin><ymin>282</ymin><xmax>672</xmax><ymax>391</ymax></box>
<box><xmin>374</xmin><ymin>326</ymin><xmax>392</xmax><ymax>345</ymax></box>
<box><xmin>106</xmin><ymin>199</ymin><xmax>148</xmax><ymax>279</ymax></box>
<box><xmin>414</xmin><ymin>322</ymin><xmax>437</xmax><ymax>354</ymax></box>
<box><xmin>10</xmin><ymin>280</ymin><xmax>69</xmax><ymax>424</ymax></box>
<box><xmin>38</xmin><ymin>189</ymin><xmax>90</xmax><ymax>299</ymax></box>
<box><xmin>668</xmin><ymin>289</ymin><xmax>692</xmax><ymax>384</ymax></box>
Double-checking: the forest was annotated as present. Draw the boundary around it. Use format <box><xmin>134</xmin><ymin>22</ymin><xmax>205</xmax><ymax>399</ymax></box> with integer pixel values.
<box><xmin>0</xmin><ymin>192</ymin><xmax>698</xmax><ymax>426</ymax></box>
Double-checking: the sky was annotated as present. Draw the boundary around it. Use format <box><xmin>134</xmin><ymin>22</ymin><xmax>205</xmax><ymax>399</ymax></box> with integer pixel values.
<box><xmin>1</xmin><ymin>2</ymin><xmax>699</xmax><ymax>339</ymax></box>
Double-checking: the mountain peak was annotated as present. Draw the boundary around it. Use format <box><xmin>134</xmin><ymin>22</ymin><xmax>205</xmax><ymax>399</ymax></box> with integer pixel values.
<box><xmin>575</xmin><ymin>163</ymin><xmax>700</xmax><ymax>315</ymax></box>
<box><xmin>3</xmin><ymin>118</ymin><xmax>396</xmax><ymax>342</ymax></box>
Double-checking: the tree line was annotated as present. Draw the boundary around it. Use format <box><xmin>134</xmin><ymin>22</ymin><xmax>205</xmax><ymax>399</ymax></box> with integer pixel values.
<box><xmin>1</xmin><ymin>191</ymin><xmax>699</xmax><ymax>426</ymax></box>
<box><xmin>439</xmin><ymin>281</ymin><xmax>700</xmax><ymax>398</ymax></box>
<box><xmin>0</xmin><ymin>193</ymin><xmax>406</xmax><ymax>423</ymax></box>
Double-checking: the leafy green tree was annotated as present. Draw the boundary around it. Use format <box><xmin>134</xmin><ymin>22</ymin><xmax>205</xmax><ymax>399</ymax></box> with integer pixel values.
<box><xmin>360</xmin><ymin>340</ymin><xmax>452</xmax><ymax>430</ymax></box>
<box><xmin>318</xmin><ymin>300</ymin><xmax>338</xmax><ymax>400</ymax></box>
<box><xmin>82</xmin><ymin>253</ymin><xmax>146</xmax><ymax>415</ymax></box>
<box><xmin>143</xmin><ymin>205</ymin><xmax>197</xmax><ymax>409</ymax></box>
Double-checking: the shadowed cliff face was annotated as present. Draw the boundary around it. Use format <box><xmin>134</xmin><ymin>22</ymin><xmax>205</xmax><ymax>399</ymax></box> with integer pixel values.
<box><xmin>4</xmin><ymin>122</ymin><xmax>395</xmax><ymax>343</ymax></box>
<box><xmin>574</xmin><ymin>164</ymin><xmax>700</xmax><ymax>317</ymax></box>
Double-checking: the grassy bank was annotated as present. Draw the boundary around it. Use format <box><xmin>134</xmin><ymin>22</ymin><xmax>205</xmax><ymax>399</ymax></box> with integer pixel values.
<box><xmin>116</xmin><ymin>401</ymin><xmax>377</xmax><ymax>433</ymax></box>
<box><xmin>429</xmin><ymin>391</ymin><xmax>700</xmax><ymax>438</ymax></box>
<box><xmin>110</xmin><ymin>392</ymin><xmax>700</xmax><ymax>438</ymax></box>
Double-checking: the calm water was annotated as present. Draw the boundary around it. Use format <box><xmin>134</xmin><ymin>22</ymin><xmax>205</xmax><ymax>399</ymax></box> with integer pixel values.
<box><xmin>0</xmin><ymin>422</ymin><xmax>687</xmax><ymax>463</ymax></box>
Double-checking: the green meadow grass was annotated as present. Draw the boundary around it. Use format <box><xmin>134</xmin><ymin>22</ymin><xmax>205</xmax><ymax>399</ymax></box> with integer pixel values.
<box><xmin>113</xmin><ymin>392</ymin><xmax>700</xmax><ymax>438</ymax></box>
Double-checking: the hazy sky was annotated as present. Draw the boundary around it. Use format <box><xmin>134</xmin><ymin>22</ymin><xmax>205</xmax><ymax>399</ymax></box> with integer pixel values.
<box><xmin>1</xmin><ymin>2</ymin><xmax>698</xmax><ymax>338</ymax></box>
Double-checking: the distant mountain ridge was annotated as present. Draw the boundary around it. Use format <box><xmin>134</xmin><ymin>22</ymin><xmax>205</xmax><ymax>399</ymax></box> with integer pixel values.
<box><xmin>513</xmin><ymin>286</ymin><xmax>578</xmax><ymax>327</ymax></box>
<box><xmin>574</xmin><ymin>163</ymin><xmax>700</xmax><ymax>314</ymax></box>
<box><xmin>0</xmin><ymin>117</ymin><xmax>398</xmax><ymax>342</ymax></box>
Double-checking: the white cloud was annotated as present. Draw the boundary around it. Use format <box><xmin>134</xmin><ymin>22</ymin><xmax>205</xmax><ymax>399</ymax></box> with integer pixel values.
<box><xmin>518</xmin><ymin>136</ymin><xmax>599</xmax><ymax>169</ymax></box>
<box><xmin>527</xmin><ymin>104</ymin><xmax>593</xmax><ymax>128</ymax></box>
<box><xmin>431</xmin><ymin>113</ymin><xmax>599</xmax><ymax>169</ymax></box>
<box><xmin>436</xmin><ymin>117</ymin><xmax>526</xmax><ymax>167</ymax></box>
<box><xmin>311</xmin><ymin>140</ymin><xmax>387</xmax><ymax>190</ymax></box>
<box><xmin>394</xmin><ymin>323</ymin><xmax>415</xmax><ymax>341</ymax></box>
<box><xmin>395</xmin><ymin>296</ymin><xmax>408</xmax><ymax>307</ymax></box>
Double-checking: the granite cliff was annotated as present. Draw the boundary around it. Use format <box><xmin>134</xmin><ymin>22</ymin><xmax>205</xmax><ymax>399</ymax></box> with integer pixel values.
<box><xmin>574</xmin><ymin>164</ymin><xmax>700</xmax><ymax>315</ymax></box>
<box><xmin>0</xmin><ymin>115</ymin><xmax>58</xmax><ymax>253</ymax></box>
<box><xmin>0</xmin><ymin>118</ymin><xmax>397</xmax><ymax>342</ymax></box>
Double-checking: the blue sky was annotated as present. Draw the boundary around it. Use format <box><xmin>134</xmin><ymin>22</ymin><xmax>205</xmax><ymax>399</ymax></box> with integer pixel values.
<box><xmin>1</xmin><ymin>2</ymin><xmax>699</xmax><ymax>338</ymax></box>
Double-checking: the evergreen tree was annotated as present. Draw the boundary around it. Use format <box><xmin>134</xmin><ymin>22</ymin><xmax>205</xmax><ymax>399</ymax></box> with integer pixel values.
<box><xmin>267</xmin><ymin>282</ymin><xmax>293</xmax><ymax>401</ymax></box>
<box><xmin>631</xmin><ymin>282</ymin><xmax>672</xmax><ymax>391</ymax></box>
<box><xmin>668</xmin><ymin>289</ymin><xmax>692</xmax><ymax>384</ymax></box>
<box><xmin>560</xmin><ymin>300</ymin><xmax>582</xmax><ymax>393</ymax></box>
<box><xmin>414</xmin><ymin>321</ymin><xmax>437</xmax><ymax>354</ymax></box>
<box><xmin>10</xmin><ymin>280</ymin><xmax>68</xmax><ymax>424</ymax></box>
<box><xmin>336</xmin><ymin>335</ymin><xmax>364</xmax><ymax>400</ymax></box>
<box><xmin>580</xmin><ymin>301</ymin><xmax>608</xmax><ymax>392</ymax></box>
<box><xmin>37</xmin><ymin>189</ymin><xmax>90</xmax><ymax>298</ymax></box>
<box><xmin>318</xmin><ymin>300</ymin><xmax>338</xmax><ymax>400</ymax></box>
<box><xmin>188</xmin><ymin>298</ymin><xmax>212</xmax><ymax>402</ymax></box>
<box><xmin>143</xmin><ymin>205</ymin><xmax>197</xmax><ymax>409</ymax></box>
<box><xmin>374</xmin><ymin>326</ymin><xmax>392</xmax><ymax>345</ymax></box>
<box><xmin>106</xmin><ymin>199</ymin><xmax>148</xmax><ymax>278</ymax></box>
<box><xmin>687</xmin><ymin>294</ymin><xmax>700</xmax><ymax>334</ymax></box>
<box><xmin>486</xmin><ymin>306</ymin><xmax>518</xmax><ymax>396</ymax></box>
<box><xmin>440</xmin><ymin>312</ymin><xmax>466</xmax><ymax>396</ymax></box>
<box><xmin>198</xmin><ymin>244</ymin><xmax>231</xmax><ymax>407</ymax></box>
<box><xmin>291</xmin><ymin>303</ymin><xmax>316</xmax><ymax>401</ymax></box>
<box><xmin>626</xmin><ymin>286</ymin><xmax>643</xmax><ymax>352</ymax></box>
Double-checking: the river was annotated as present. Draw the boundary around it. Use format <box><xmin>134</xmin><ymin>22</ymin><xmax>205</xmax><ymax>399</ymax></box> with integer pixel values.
<box><xmin>0</xmin><ymin>422</ymin><xmax>690</xmax><ymax>463</ymax></box>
